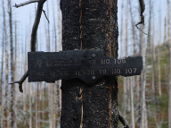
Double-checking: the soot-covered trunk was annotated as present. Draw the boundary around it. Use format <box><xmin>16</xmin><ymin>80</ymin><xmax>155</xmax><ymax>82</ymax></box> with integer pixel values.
<box><xmin>60</xmin><ymin>0</ymin><xmax>119</xmax><ymax>128</ymax></box>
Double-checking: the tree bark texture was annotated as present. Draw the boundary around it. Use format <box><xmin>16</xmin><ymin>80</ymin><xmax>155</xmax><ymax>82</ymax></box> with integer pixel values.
<box><xmin>60</xmin><ymin>0</ymin><xmax>119</xmax><ymax>128</ymax></box>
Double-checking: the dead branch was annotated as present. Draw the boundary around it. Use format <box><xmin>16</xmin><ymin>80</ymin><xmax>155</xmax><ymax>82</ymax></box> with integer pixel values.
<box><xmin>136</xmin><ymin>0</ymin><xmax>145</xmax><ymax>26</ymax></box>
<box><xmin>136</xmin><ymin>26</ymin><xmax>149</xmax><ymax>36</ymax></box>
<box><xmin>118</xmin><ymin>114</ymin><xmax>129</xmax><ymax>128</ymax></box>
<box><xmin>14</xmin><ymin>0</ymin><xmax>39</xmax><ymax>8</ymax></box>
<box><xmin>10</xmin><ymin>0</ymin><xmax>47</xmax><ymax>93</ymax></box>
<box><xmin>31</xmin><ymin>0</ymin><xmax>46</xmax><ymax>52</ymax></box>
<box><xmin>135</xmin><ymin>0</ymin><xmax>148</xmax><ymax>35</ymax></box>
<box><xmin>9</xmin><ymin>71</ymin><xmax>28</xmax><ymax>92</ymax></box>
<box><xmin>43</xmin><ymin>10</ymin><xmax>50</xmax><ymax>23</ymax></box>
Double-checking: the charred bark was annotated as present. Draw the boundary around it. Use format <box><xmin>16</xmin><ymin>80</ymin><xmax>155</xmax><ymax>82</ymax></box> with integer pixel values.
<box><xmin>61</xmin><ymin>0</ymin><xmax>119</xmax><ymax>128</ymax></box>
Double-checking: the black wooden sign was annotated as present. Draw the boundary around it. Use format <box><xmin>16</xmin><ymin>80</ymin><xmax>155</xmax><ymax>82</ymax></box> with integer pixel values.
<box><xmin>28</xmin><ymin>50</ymin><xmax>143</xmax><ymax>84</ymax></box>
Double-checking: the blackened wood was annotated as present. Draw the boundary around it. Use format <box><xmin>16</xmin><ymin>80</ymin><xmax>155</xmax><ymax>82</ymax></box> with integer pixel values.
<box><xmin>61</xmin><ymin>80</ymin><xmax>82</xmax><ymax>128</ymax></box>
<box><xmin>28</xmin><ymin>51</ymin><xmax>143</xmax><ymax>83</ymax></box>
<box><xmin>81</xmin><ymin>0</ymin><xmax>119</xmax><ymax>128</ymax></box>
<box><xmin>61</xmin><ymin>0</ymin><xmax>119</xmax><ymax>128</ymax></box>
<box><xmin>31</xmin><ymin>0</ymin><xmax>46</xmax><ymax>52</ymax></box>
<box><xmin>60</xmin><ymin>0</ymin><xmax>82</xmax><ymax>128</ymax></box>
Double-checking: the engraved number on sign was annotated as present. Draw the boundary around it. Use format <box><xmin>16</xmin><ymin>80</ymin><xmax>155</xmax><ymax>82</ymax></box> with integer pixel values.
<box><xmin>125</xmin><ymin>68</ymin><xmax>137</xmax><ymax>74</ymax></box>
<box><xmin>101</xmin><ymin>59</ymin><xmax>126</xmax><ymax>65</ymax></box>
<box><xmin>101</xmin><ymin>59</ymin><xmax>111</xmax><ymax>64</ymax></box>
<box><xmin>112</xmin><ymin>68</ymin><xmax>121</xmax><ymax>74</ymax></box>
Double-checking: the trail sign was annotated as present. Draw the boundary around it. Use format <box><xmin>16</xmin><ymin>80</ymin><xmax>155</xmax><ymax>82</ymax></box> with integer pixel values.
<box><xmin>28</xmin><ymin>50</ymin><xmax>143</xmax><ymax>84</ymax></box>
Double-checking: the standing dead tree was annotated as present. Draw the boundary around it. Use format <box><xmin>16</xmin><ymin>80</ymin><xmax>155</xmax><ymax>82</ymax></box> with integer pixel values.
<box><xmin>1</xmin><ymin>0</ymin><xmax>7</xmax><ymax>127</ymax></box>
<box><xmin>7</xmin><ymin>0</ymin><xmax>17</xmax><ymax>127</ymax></box>
<box><xmin>60</xmin><ymin>0</ymin><xmax>130</xmax><ymax>128</ymax></box>
<box><xmin>10</xmin><ymin>0</ymin><xmax>48</xmax><ymax>92</ymax></box>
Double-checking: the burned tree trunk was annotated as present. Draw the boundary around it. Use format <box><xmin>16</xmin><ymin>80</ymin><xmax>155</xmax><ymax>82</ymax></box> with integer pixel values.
<box><xmin>61</xmin><ymin>0</ymin><xmax>119</xmax><ymax>128</ymax></box>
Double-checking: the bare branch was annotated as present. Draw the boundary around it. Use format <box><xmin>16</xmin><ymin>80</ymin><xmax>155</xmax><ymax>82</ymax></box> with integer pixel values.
<box><xmin>31</xmin><ymin>0</ymin><xmax>47</xmax><ymax>51</ymax></box>
<box><xmin>43</xmin><ymin>10</ymin><xmax>50</xmax><ymax>23</ymax></box>
<box><xmin>136</xmin><ymin>0</ymin><xmax>145</xmax><ymax>26</ymax></box>
<box><xmin>135</xmin><ymin>0</ymin><xmax>148</xmax><ymax>35</ymax></box>
<box><xmin>14</xmin><ymin>0</ymin><xmax>39</xmax><ymax>8</ymax></box>
<box><xmin>11</xmin><ymin>0</ymin><xmax>47</xmax><ymax>93</ymax></box>
<box><xmin>9</xmin><ymin>71</ymin><xmax>28</xmax><ymax>93</ymax></box>
<box><xmin>118</xmin><ymin>114</ymin><xmax>129</xmax><ymax>128</ymax></box>
<box><xmin>135</xmin><ymin>25</ymin><xmax>149</xmax><ymax>36</ymax></box>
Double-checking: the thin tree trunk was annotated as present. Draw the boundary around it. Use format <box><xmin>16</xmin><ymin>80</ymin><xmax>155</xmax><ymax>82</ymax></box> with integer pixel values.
<box><xmin>164</xmin><ymin>17</ymin><xmax>167</xmax><ymax>42</ymax></box>
<box><xmin>167</xmin><ymin>0</ymin><xmax>171</xmax><ymax>127</ymax></box>
<box><xmin>140</xmin><ymin>29</ymin><xmax>148</xmax><ymax>128</ymax></box>
<box><xmin>119</xmin><ymin>1</ymin><xmax>124</xmax><ymax>57</ymax></box>
<box><xmin>119</xmin><ymin>1</ymin><xmax>127</xmax><ymax>116</ymax></box>
<box><xmin>157</xmin><ymin>48</ymin><xmax>162</xmax><ymax>96</ymax></box>
<box><xmin>2</xmin><ymin>0</ymin><xmax>9</xmax><ymax>127</ymax></box>
<box><xmin>45</xmin><ymin>2</ymin><xmax>50</xmax><ymax>52</ymax></box>
<box><xmin>0</xmin><ymin>20</ymin><xmax>5</xmax><ymax>107</ymax></box>
<box><xmin>29</xmin><ymin>83</ymin><xmax>33</xmax><ymax>128</ymax></box>
<box><xmin>151</xmin><ymin>40</ymin><xmax>157</xmax><ymax>99</ymax></box>
<box><xmin>7</xmin><ymin>0</ymin><xmax>16</xmax><ymax>127</ymax></box>
<box><xmin>157</xmin><ymin>1</ymin><xmax>162</xmax><ymax>96</ymax></box>
<box><xmin>169</xmin><ymin>45</ymin><xmax>171</xmax><ymax>128</ymax></box>
<box><xmin>48</xmin><ymin>84</ymin><xmax>54</xmax><ymax>128</ymax></box>
<box><xmin>123</xmin><ymin>0</ymin><xmax>129</xmax><ymax>115</ymax></box>
<box><xmin>36</xmin><ymin>83</ymin><xmax>40</xmax><ymax>128</ymax></box>
<box><xmin>0</xmin><ymin>0</ymin><xmax>6</xmax><ymax>127</ymax></box>
<box><xmin>130</xmin><ymin>77</ymin><xmax>135</xmax><ymax>128</ymax></box>
<box><xmin>0</xmin><ymin>27</ymin><xmax>4</xmax><ymax>128</ymax></box>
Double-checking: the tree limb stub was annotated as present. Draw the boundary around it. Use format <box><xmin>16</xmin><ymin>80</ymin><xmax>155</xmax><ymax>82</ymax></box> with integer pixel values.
<box><xmin>14</xmin><ymin>0</ymin><xmax>39</xmax><ymax>8</ymax></box>
<box><xmin>9</xmin><ymin>71</ymin><xmax>28</xmax><ymax>93</ymax></box>
<box><xmin>10</xmin><ymin>0</ymin><xmax>47</xmax><ymax>93</ymax></box>
<box><xmin>118</xmin><ymin>114</ymin><xmax>129</xmax><ymax>128</ymax></box>
<box><xmin>43</xmin><ymin>10</ymin><xmax>50</xmax><ymax>23</ymax></box>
